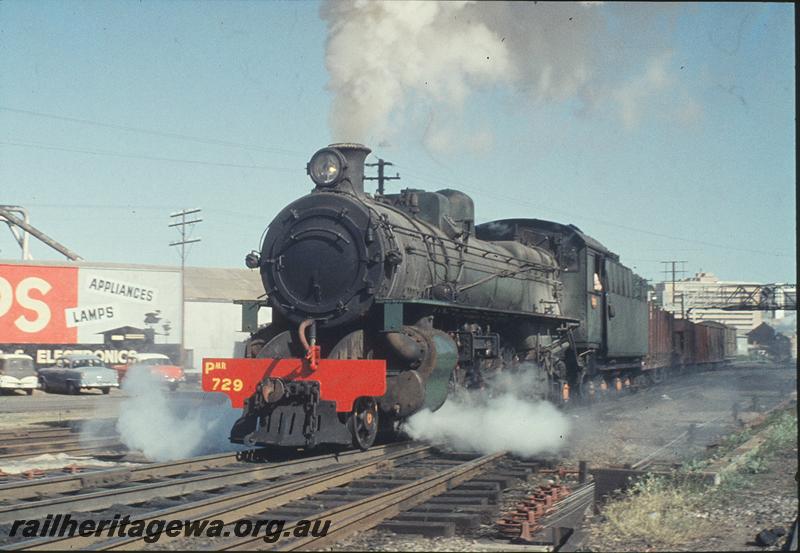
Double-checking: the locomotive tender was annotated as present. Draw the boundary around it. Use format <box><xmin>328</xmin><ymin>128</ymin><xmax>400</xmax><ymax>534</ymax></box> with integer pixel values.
<box><xmin>203</xmin><ymin>143</ymin><xmax>731</xmax><ymax>450</ymax></box>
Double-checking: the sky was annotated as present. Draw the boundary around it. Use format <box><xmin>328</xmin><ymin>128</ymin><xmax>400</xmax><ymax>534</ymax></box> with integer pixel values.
<box><xmin>0</xmin><ymin>1</ymin><xmax>795</xmax><ymax>285</ymax></box>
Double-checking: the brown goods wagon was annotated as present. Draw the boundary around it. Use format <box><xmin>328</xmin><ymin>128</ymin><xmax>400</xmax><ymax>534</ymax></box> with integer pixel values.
<box><xmin>691</xmin><ymin>321</ymin><xmax>711</xmax><ymax>365</ymax></box>
<box><xmin>701</xmin><ymin>321</ymin><xmax>727</xmax><ymax>363</ymax></box>
<box><xmin>724</xmin><ymin>325</ymin><xmax>738</xmax><ymax>358</ymax></box>
<box><xmin>673</xmin><ymin>318</ymin><xmax>696</xmax><ymax>368</ymax></box>
<box><xmin>693</xmin><ymin>321</ymin><xmax>730</xmax><ymax>365</ymax></box>
<box><xmin>646</xmin><ymin>303</ymin><xmax>675</xmax><ymax>369</ymax></box>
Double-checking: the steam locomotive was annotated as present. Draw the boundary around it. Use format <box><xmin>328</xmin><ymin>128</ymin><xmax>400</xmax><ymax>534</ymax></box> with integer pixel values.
<box><xmin>202</xmin><ymin>143</ymin><xmax>733</xmax><ymax>450</ymax></box>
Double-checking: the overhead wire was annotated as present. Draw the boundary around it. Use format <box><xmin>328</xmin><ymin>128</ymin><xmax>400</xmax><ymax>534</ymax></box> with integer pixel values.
<box><xmin>2</xmin><ymin>106</ymin><xmax>792</xmax><ymax>259</ymax></box>
<box><xmin>398</xmin><ymin>167</ymin><xmax>793</xmax><ymax>259</ymax></box>
<box><xmin>0</xmin><ymin>106</ymin><xmax>304</xmax><ymax>156</ymax></box>
<box><xmin>0</xmin><ymin>140</ymin><xmax>297</xmax><ymax>173</ymax></box>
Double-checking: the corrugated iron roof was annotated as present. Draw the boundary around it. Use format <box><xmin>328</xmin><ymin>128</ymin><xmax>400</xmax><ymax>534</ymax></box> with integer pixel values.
<box><xmin>184</xmin><ymin>267</ymin><xmax>265</xmax><ymax>301</ymax></box>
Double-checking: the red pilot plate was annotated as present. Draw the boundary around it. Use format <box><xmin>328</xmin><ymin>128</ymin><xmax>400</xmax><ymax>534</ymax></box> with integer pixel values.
<box><xmin>202</xmin><ymin>357</ymin><xmax>386</xmax><ymax>411</ymax></box>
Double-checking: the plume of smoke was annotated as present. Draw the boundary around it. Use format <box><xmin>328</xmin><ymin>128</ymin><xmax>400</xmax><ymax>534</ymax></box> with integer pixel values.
<box><xmin>770</xmin><ymin>313</ymin><xmax>797</xmax><ymax>335</ymax></box>
<box><xmin>110</xmin><ymin>369</ymin><xmax>242</xmax><ymax>462</ymax></box>
<box><xmin>321</xmin><ymin>0</ymin><xmax>513</xmax><ymax>146</ymax></box>
<box><xmin>402</xmin><ymin>368</ymin><xmax>570</xmax><ymax>458</ymax></box>
<box><xmin>320</xmin><ymin>1</ymin><xmax>691</xmax><ymax>151</ymax></box>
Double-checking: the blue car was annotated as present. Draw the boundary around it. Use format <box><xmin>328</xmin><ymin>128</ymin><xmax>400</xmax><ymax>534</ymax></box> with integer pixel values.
<box><xmin>38</xmin><ymin>354</ymin><xmax>120</xmax><ymax>395</ymax></box>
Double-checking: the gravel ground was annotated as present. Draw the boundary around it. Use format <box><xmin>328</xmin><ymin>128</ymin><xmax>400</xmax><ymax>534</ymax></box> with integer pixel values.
<box><xmin>0</xmin><ymin>387</ymin><xmax>218</xmax><ymax>428</ymax></box>
<box><xmin>584</xmin><ymin>408</ymin><xmax>798</xmax><ymax>551</ymax></box>
<box><xmin>331</xmin><ymin>363</ymin><xmax>797</xmax><ymax>552</ymax></box>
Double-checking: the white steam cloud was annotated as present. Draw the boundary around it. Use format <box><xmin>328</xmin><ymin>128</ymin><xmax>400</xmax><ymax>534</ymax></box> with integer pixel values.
<box><xmin>770</xmin><ymin>313</ymin><xmax>797</xmax><ymax>335</ymax></box>
<box><xmin>113</xmin><ymin>369</ymin><xmax>242</xmax><ymax>462</ymax></box>
<box><xmin>321</xmin><ymin>1</ymin><xmax>693</xmax><ymax>151</ymax></box>
<box><xmin>402</xmin><ymin>369</ymin><xmax>570</xmax><ymax>457</ymax></box>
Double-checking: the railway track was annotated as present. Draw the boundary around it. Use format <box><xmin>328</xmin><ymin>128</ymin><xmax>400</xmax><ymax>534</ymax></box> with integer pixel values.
<box><xmin>1</xmin><ymin>364</ymin><xmax>791</xmax><ymax>551</ymax></box>
<box><xmin>0</xmin><ymin>427</ymin><xmax>78</xmax><ymax>443</ymax></box>
<box><xmin>0</xmin><ymin>437</ymin><xmax>122</xmax><ymax>460</ymax></box>
<box><xmin>1</xmin><ymin>444</ymin><xmax>532</xmax><ymax>551</ymax></box>
<box><xmin>0</xmin><ymin>419</ymin><xmax>122</xmax><ymax>464</ymax></box>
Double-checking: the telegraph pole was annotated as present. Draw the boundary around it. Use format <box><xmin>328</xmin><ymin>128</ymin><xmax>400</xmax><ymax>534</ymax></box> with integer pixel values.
<box><xmin>661</xmin><ymin>260</ymin><xmax>687</xmax><ymax>317</ymax></box>
<box><xmin>169</xmin><ymin>208</ymin><xmax>202</xmax><ymax>367</ymax></box>
<box><xmin>364</xmin><ymin>158</ymin><xmax>400</xmax><ymax>196</ymax></box>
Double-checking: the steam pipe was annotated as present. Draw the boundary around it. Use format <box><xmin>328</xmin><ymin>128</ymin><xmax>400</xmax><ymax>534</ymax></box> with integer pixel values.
<box><xmin>299</xmin><ymin>319</ymin><xmax>315</xmax><ymax>352</ymax></box>
<box><xmin>385</xmin><ymin>331</ymin><xmax>423</xmax><ymax>363</ymax></box>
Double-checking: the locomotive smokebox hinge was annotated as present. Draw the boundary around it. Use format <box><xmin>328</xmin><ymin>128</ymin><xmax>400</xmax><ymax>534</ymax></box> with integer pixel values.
<box><xmin>385</xmin><ymin>250</ymin><xmax>403</xmax><ymax>266</ymax></box>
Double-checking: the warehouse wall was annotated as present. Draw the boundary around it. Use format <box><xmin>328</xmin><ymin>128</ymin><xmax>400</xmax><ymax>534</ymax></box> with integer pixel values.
<box><xmin>184</xmin><ymin>300</ymin><xmax>271</xmax><ymax>370</ymax></box>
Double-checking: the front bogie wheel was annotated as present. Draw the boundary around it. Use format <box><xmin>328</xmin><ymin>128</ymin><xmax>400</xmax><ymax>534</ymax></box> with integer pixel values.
<box><xmin>348</xmin><ymin>397</ymin><xmax>379</xmax><ymax>450</ymax></box>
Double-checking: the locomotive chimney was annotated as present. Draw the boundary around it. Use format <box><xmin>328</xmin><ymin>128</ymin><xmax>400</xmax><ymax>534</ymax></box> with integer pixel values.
<box><xmin>307</xmin><ymin>143</ymin><xmax>372</xmax><ymax>195</ymax></box>
<box><xmin>330</xmin><ymin>142</ymin><xmax>370</xmax><ymax>195</ymax></box>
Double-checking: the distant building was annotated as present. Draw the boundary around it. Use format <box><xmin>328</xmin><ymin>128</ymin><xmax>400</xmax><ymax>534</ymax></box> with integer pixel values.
<box><xmin>747</xmin><ymin>322</ymin><xmax>777</xmax><ymax>346</ymax></box>
<box><xmin>747</xmin><ymin>322</ymin><xmax>793</xmax><ymax>362</ymax></box>
<box><xmin>653</xmin><ymin>272</ymin><xmax>794</xmax><ymax>354</ymax></box>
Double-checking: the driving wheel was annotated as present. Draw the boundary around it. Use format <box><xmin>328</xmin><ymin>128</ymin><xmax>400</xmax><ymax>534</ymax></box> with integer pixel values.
<box><xmin>348</xmin><ymin>397</ymin><xmax>378</xmax><ymax>450</ymax></box>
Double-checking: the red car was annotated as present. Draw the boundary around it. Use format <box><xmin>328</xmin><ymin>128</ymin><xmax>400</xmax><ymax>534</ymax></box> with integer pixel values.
<box><xmin>115</xmin><ymin>353</ymin><xmax>185</xmax><ymax>391</ymax></box>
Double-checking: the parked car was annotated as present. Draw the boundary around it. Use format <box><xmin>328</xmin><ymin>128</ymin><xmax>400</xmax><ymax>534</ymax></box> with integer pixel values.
<box><xmin>0</xmin><ymin>353</ymin><xmax>39</xmax><ymax>395</ymax></box>
<box><xmin>115</xmin><ymin>353</ymin><xmax>185</xmax><ymax>391</ymax></box>
<box><xmin>38</xmin><ymin>354</ymin><xmax>119</xmax><ymax>395</ymax></box>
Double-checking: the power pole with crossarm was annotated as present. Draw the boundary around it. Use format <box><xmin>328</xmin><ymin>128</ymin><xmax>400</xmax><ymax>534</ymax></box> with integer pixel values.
<box><xmin>169</xmin><ymin>208</ymin><xmax>202</xmax><ymax>366</ymax></box>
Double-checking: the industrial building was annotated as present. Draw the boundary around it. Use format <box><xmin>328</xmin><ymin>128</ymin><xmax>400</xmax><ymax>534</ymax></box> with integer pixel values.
<box><xmin>652</xmin><ymin>271</ymin><xmax>796</xmax><ymax>354</ymax></box>
<box><xmin>183</xmin><ymin>267</ymin><xmax>271</xmax><ymax>368</ymax></box>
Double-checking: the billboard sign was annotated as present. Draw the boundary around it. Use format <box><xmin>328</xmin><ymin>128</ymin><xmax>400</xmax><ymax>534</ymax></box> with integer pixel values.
<box><xmin>0</xmin><ymin>263</ymin><xmax>181</xmax><ymax>366</ymax></box>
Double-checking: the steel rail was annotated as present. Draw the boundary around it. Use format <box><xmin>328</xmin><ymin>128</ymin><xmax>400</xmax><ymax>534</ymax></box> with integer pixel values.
<box><xmin>225</xmin><ymin>450</ymin><xmax>507</xmax><ymax>551</ymax></box>
<box><xmin>12</xmin><ymin>444</ymin><xmax>431</xmax><ymax>551</ymax></box>
<box><xmin>0</xmin><ymin>449</ymin><xmax>241</xmax><ymax>501</ymax></box>
<box><xmin>0</xmin><ymin>443</ymin><xmax>417</xmax><ymax>524</ymax></box>
<box><xmin>537</xmin><ymin>482</ymin><xmax>596</xmax><ymax>528</ymax></box>
<box><xmin>0</xmin><ymin>419</ymin><xmax>116</xmax><ymax>442</ymax></box>
<box><xmin>0</xmin><ymin>427</ymin><xmax>76</xmax><ymax>441</ymax></box>
<box><xmin>0</xmin><ymin>442</ymin><xmax>416</xmax><ymax>500</ymax></box>
<box><xmin>0</xmin><ymin>438</ymin><xmax>123</xmax><ymax>461</ymax></box>
<box><xmin>0</xmin><ymin>430</ymin><xmax>85</xmax><ymax>446</ymax></box>
<box><xmin>631</xmin><ymin>414</ymin><xmax>725</xmax><ymax>470</ymax></box>
<box><xmin>0</xmin><ymin>435</ymin><xmax>118</xmax><ymax>453</ymax></box>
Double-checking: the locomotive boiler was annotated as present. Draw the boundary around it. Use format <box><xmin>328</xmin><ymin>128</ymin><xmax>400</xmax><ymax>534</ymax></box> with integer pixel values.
<box><xmin>203</xmin><ymin>143</ymin><xmax>582</xmax><ymax>449</ymax></box>
<box><xmin>202</xmin><ymin>143</ymin><xmax>738</xmax><ymax>450</ymax></box>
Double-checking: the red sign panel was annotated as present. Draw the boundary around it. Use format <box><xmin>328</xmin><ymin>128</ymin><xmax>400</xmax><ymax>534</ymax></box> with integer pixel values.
<box><xmin>202</xmin><ymin>357</ymin><xmax>387</xmax><ymax>411</ymax></box>
<box><xmin>0</xmin><ymin>265</ymin><xmax>78</xmax><ymax>344</ymax></box>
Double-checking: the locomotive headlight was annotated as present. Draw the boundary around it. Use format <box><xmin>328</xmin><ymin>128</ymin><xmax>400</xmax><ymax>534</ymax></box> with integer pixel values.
<box><xmin>307</xmin><ymin>148</ymin><xmax>346</xmax><ymax>187</ymax></box>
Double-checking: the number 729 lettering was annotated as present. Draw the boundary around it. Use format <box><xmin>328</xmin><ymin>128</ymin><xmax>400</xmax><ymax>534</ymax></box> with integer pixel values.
<box><xmin>212</xmin><ymin>377</ymin><xmax>244</xmax><ymax>392</ymax></box>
